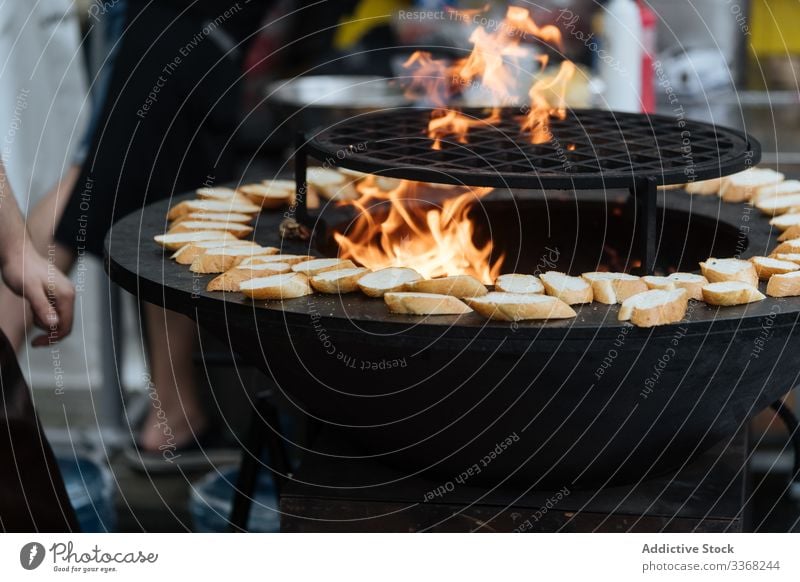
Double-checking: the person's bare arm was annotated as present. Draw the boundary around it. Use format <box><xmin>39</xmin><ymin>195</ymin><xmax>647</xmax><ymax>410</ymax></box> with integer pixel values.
<box><xmin>0</xmin><ymin>160</ymin><xmax>74</xmax><ymax>345</ymax></box>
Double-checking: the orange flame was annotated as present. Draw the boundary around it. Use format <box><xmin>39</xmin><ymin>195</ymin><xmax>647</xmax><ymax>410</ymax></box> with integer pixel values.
<box><xmin>334</xmin><ymin>180</ymin><xmax>503</xmax><ymax>283</ymax></box>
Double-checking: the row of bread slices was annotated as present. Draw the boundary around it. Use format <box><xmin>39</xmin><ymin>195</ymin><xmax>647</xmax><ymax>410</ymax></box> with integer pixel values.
<box><xmin>677</xmin><ymin>166</ymin><xmax>800</xmax><ymax>217</ymax></box>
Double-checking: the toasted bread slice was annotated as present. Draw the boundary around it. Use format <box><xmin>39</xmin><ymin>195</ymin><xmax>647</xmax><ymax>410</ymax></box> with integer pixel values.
<box><xmin>167</xmin><ymin>199</ymin><xmax>261</xmax><ymax>220</ymax></box>
<box><xmin>756</xmin><ymin>193</ymin><xmax>800</xmax><ymax>216</ymax></box>
<box><xmin>306</xmin><ymin>167</ymin><xmax>358</xmax><ymax>201</ymax></box>
<box><xmin>770</xmin><ymin>238</ymin><xmax>800</xmax><ymax>257</ymax></box>
<box><xmin>719</xmin><ymin>168</ymin><xmax>784</xmax><ymax>202</ymax></box>
<box><xmin>465</xmin><ymin>292</ymin><xmax>576</xmax><ymax>321</ymax></box>
<box><xmin>195</xmin><ymin>187</ymin><xmax>253</xmax><ymax>204</ymax></box>
<box><xmin>239</xmin><ymin>254</ymin><xmax>314</xmax><ymax>266</ymax></box>
<box><xmin>384</xmin><ymin>292</ymin><xmax>472</xmax><ymax>315</ymax></box>
<box><xmin>773</xmin><ymin>253</ymin><xmax>800</xmax><ymax>265</ymax></box>
<box><xmin>338</xmin><ymin>168</ymin><xmax>370</xmax><ymax>182</ymax></box>
<box><xmin>766</xmin><ymin>271</ymin><xmax>800</xmax><ymax>297</ymax></box>
<box><xmin>700</xmin><ymin>258</ymin><xmax>759</xmax><ymax>287</ymax></box>
<box><xmin>167</xmin><ymin>220</ymin><xmax>254</xmax><ymax>238</ymax></box>
<box><xmin>642</xmin><ymin>275</ymin><xmax>675</xmax><ymax>291</ymax></box>
<box><xmin>154</xmin><ymin>231</ymin><xmax>236</xmax><ymax>251</ymax></box>
<box><xmin>207</xmin><ymin>262</ymin><xmax>292</xmax><ymax>292</ymax></box>
<box><xmin>238</xmin><ymin>182</ymin><xmax>294</xmax><ymax>209</ymax></box>
<box><xmin>540</xmin><ymin>271</ymin><xmax>593</xmax><ymax>305</ymax></box>
<box><xmin>171</xmin><ymin>240</ymin><xmax>261</xmax><ymax>265</ymax></box>
<box><xmin>702</xmin><ymin>281</ymin><xmax>766</xmax><ymax>306</ymax></box>
<box><xmin>239</xmin><ymin>273</ymin><xmax>313</xmax><ymax>300</ymax></box>
<box><xmin>618</xmin><ymin>289</ymin><xmax>689</xmax><ymax>327</ymax></box>
<box><xmin>171</xmin><ymin>211</ymin><xmax>254</xmax><ymax>225</ymax></box>
<box><xmin>769</xmin><ymin>213</ymin><xmax>800</xmax><ymax>231</ymax></box>
<box><xmin>581</xmin><ymin>272</ymin><xmax>647</xmax><ymax>304</ymax></box>
<box><xmin>309</xmin><ymin>268</ymin><xmax>370</xmax><ymax>294</ymax></box>
<box><xmin>495</xmin><ymin>274</ymin><xmax>544</xmax><ymax>294</ymax></box>
<box><xmin>357</xmin><ymin>267</ymin><xmax>422</xmax><ymax>297</ymax></box>
<box><xmin>291</xmin><ymin>258</ymin><xmax>356</xmax><ymax>276</ymax></box>
<box><xmin>777</xmin><ymin>225</ymin><xmax>800</xmax><ymax>242</ymax></box>
<box><xmin>753</xmin><ymin>179</ymin><xmax>800</xmax><ymax>204</ymax></box>
<box><xmin>750</xmin><ymin>256</ymin><xmax>800</xmax><ymax>280</ymax></box>
<box><xmin>403</xmin><ymin>275</ymin><xmax>488</xmax><ymax>298</ymax></box>
<box><xmin>685</xmin><ymin>178</ymin><xmax>724</xmax><ymax>196</ymax></box>
<box><xmin>190</xmin><ymin>246</ymin><xmax>278</xmax><ymax>274</ymax></box>
<box><xmin>666</xmin><ymin>272</ymin><xmax>709</xmax><ymax>301</ymax></box>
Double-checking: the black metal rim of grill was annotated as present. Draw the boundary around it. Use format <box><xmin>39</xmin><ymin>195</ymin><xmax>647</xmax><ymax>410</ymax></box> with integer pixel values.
<box><xmin>302</xmin><ymin>107</ymin><xmax>760</xmax><ymax>190</ymax></box>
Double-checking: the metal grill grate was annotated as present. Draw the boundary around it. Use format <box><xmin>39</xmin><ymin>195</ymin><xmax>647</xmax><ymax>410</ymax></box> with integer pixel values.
<box><xmin>306</xmin><ymin>108</ymin><xmax>759</xmax><ymax>189</ymax></box>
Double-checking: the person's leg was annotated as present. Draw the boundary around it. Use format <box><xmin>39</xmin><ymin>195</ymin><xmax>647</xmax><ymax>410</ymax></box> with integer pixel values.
<box><xmin>0</xmin><ymin>166</ymin><xmax>78</xmax><ymax>348</ymax></box>
<box><xmin>138</xmin><ymin>303</ymin><xmax>208</xmax><ymax>451</ymax></box>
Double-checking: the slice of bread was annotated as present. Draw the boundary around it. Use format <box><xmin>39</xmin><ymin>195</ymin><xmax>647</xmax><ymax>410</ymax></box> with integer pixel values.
<box><xmin>207</xmin><ymin>262</ymin><xmax>292</xmax><ymax>292</ymax></box>
<box><xmin>702</xmin><ymin>281</ymin><xmax>766</xmax><ymax>306</ymax></box>
<box><xmin>666</xmin><ymin>273</ymin><xmax>709</xmax><ymax>301</ymax></box>
<box><xmin>171</xmin><ymin>211</ymin><xmax>254</xmax><ymax>225</ymax></box>
<box><xmin>685</xmin><ymin>178</ymin><xmax>724</xmax><ymax>196</ymax></box>
<box><xmin>189</xmin><ymin>246</ymin><xmax>277</xmax><ymax>274</ymax></box>
<box><xmin>238</xmin><ymin>182</ymin><xmax>294</xmax><ymax>209</ymax></box>
<box><xmin>167</xmin><ymin>199</ymin><xmax>261</xmax><ymax>220</ymax></box>
<box><xmin>239</xmin><ymin>273</ymin><xmax>313</xmax><ymax>300</ymax></box>
<box><xmin>719</xmin><ymin>168</ymin><xmax>784</xmax><ymax>202</ymax></box>
<box><xmin>753</xmin><ymin>179</ymin><xmax>800</xmax><ymax>203</ymax></box>
<box><xmin>766</xmin><ymin>271</ymin><xmax>800</xmax><ymax>297</ymax></box>
<box><xmin>306</xmin><ymin>167</ymin><xmax>358</xmax><ymax>201</ymax></box>
<box><xmin>384</xmin><ymin>292</ymin><xmax>472</xmax><ymax>315</ymax></box>
<box><xmin>171</xmin><ymin>240</ymin><xmax>261</xmax><ymax>265</ymax></box>
<box><xmin>769</xmin><ymin>213</ymin><xmax>800</xmax><ymax>231</ymax></box>
<box><xmin>540</xmin><ymin>271</ymin><xmax>593</xmax><ymax>305</ymax></box>
<box><xmin>259</xmin><ymin>178</ymin><xmax>295</xmax><ymax>192</ymax></box>
<box><xmin>773</xmin><ymin>253</ymin><xmax>800</xmax><ymax>264</ymax></box>
<box><xmin>581</xmin><ymin>272</ymin><xmax>647</xmax><ymax>304</ymax></box>
<box><xmin>642</xmin><ymin>275</ymin><xmax>675</xmax><ymax>291</ymax></box>
<box><xmin>756</xmin><ymin>193</ymin><xmax>800</xmax><ymax>216</ymax></box>
<box><xmin>239</xmin><ymin>254</ymin><xmax>314</xmax><ymax>266</ymax></box>
<box><xmin>403</xmin><ymin>275</ymin><xmax>488</xmax><ymax>298</ymax></box>
<box><xmin>770</xmin><ymin>238</ymin><xmax>800</xmax><ymax>257</ymax></box>
<box><xmin>195</xmin><ymin>187</ymin><xmax>253</xmax><ymax>204</ymax></box>
<box><xmin>700</xmin><ymin>258</ymin><xmax>759</xmax><ymax>287</ymax></box>
<box><xmin>750</xmin><ymin>256</ymin><xmax>800</xmax><ymax>280</ymax></box>
<box><xmin>465</xmin><ymin>292</ymin><xmax>576</xmax><ymax>321</ymax></box>
<box><xmin>154</xmin><ymin>231</ymin><xmax>236</xmax><ymax>251</ymax></box>
<box><xmin>357</xmin><ymin>267</ymin><xmax>423</xmax><ymax>297</ymax></box>
<box><xmin>309</xmin><ymin>268</ymin><xmax>369</xmax><ymax>294</ymax></box>
<box><xmin>495</xmin><ymin>273</ymin><xmax>544</xmax><ymax>294</ymax></box>
<box><xmin>167</xmin><ymin>220</ymin><xmax>254</xmax><ymax>238</ymax></box>
<box><xmin>618</xmin><ymin>289</ymin><xmax>688</xmax><ymax>327</ymax></box>
<box><xmin>777</xmin><ymin>225</ymin><xmax>800</xmax><ymax>242</ymax></box>
<box><xmin>291</xmin><ymin>258</ymin><xmax>356</xmax><ymax>276</ymax></box>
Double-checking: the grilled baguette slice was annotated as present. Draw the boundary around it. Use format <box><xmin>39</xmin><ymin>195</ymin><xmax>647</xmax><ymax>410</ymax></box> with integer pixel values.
<box><xmin>685</xmin><ymin>178</ymin><xmax>724</xmax><ymax>196</ymax></box>
<box><xmin>168</xmin><ymin>220</ymin><xmax>254</xmax><ymax>238</ymax></box>
<box><xmin>773</xmin><ymin>253</ymin><xmax>800</xmax><ymax>264</ymax></box>
<box><xmin>239</xmin><ymin>254</ymin><xmax>313</xmax><ymax>266</ymax></box>
<box><xmin>171</xmin><ymin>211</ymin><xmax>254</xmax><ymax>226</ymax></box>
<box><xmin>700</xmin><ymin>258</ymin><xmax>759</xmax><ymax>287</ymax></box>
<box><xmin>167</xmin><ymin>199</ymin><xmax>261</xmax><ymax>220</ymax></box>
<box><xmin>540</xmin><ymin>271</ymin><xmax>593</xmax><ymax>305</ymax></box>
<box><xmin>770</xmin><ymin>238</ymin><xmax>800</xmax><ymax>257</ymax></box>
<box><xmin>309</xmin><ymin>268</ymin><xmax>369</xmax><ymax>294</ymax></box>
<box><xmin>239</xmin><ymin>273</ymin><xmax>312</xmax><ymax>300</ymax></box>
<box><xmin>384</xmin><ymin>292</ymin><xmax>472</xmax><ymax>315</ymax></box>
<box><xmin>753</xmin><ymin>179</ymin><xmax>800</xmax><ymax>204</ymax></box>
<box><xmin>207</xmin><ymin>262</ymin><xmax>292</xmax><ymax>292</ymax></box>
<box><xmin>238</xmin><ymin>182</ymin><xmax>294</xmax><ymax>209</ymax></box>
<box><xmin>403</xmin><ymin>275</ymin><xmax>488</xmax><ymax>298</ymax></box>
<box><xmin>750</xmin><ymin>256</ymin><xmax>800</xmax><ymax>280</ymax></box>
<box><xmin>465</xmin><ymin>292</ymin><xmax>576</xmax><ymax>321</ymax></box>
<box><xmin>190</xmin><ymin>246</ymin><xmax>278</xmax><ymax>274</ymax></box>
<box><xmin>770</xmin><ymin>213</ymin><xmax>800</xmax><ymax>231</ymax></box>
<box><xmin>307</xmin><ymin>167</ymin><xmax>358</xmax><ymax>201</ymax></box>
<box><xmin>702</xmin><ymin>281</ymin><xmax>766</xmax><ymax>306</ymax></box>
<box><xmin>756</xmin><ymin>193</ymin><xmax>800</xmax><ymax>216</ymax></box>
<box><xmin>357</xmin><ymin>268</ymin><xmax>423</xmax><ymax>297</ymax></box>
<box><xmin>291</xmin><ymin>258</ymin><xmax>356</xmax><ymax>276</ymax></box>
<box><xmin>171</xmin><ymin>240</ymin><xmax>261</xmax><ymax>265</ymax></box>
<box><xmin>642</xmin><ymin>275</ymin><xmax>675</xmax><ymax>291</ymax></box>
<box><xmin>766</xmin><ymin>271</ymin><xmax>800</xmax><ymax>297</ymax></box>
<box><xmin>495</xmin><ymin>274</ymin><xmax>544</xmax><ymax>294</ymax></box>
<box><xmin>719</xmin><ymin>168</ymin><xmax>784</xmax><ymax>202</ymax></box>
<box><xmin>666</xmin><ymin>273</ymin><xmax>710</xmax><ymax>301</ymax></box>
<box><xmin>581</xmin><ymin>272</ymin><xmax>647</xmax><ymax>304</ymax></box>
<box><xmin>154</xmin><ymin>231</ymin><xmax>236</xmax><ymax>251</ymax></box>
<box><xmin>618</xmin><ymin>289</ymin><xmax>689</xmax><ymax>327</ymax></box>
<box><xmin>195</xmin><ymin>187</ymin><xmax>252</xmax><ymax>204</ymax></box>
<box><xmin>777</xmin><ymin>225</ymin><xmax>800</xmax><ymax>241</ymax></box>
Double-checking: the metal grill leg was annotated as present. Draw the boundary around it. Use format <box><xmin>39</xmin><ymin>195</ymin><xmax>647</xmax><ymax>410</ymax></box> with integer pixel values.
<box><xmin>294</xmin><ymin>133</ymin><xmax>309</xmax><ymax>225</ymax></box>
<box><xmin>632</xmin><ymin>177</ymin><xmax>658</xmax><ymax>275</ymax></box>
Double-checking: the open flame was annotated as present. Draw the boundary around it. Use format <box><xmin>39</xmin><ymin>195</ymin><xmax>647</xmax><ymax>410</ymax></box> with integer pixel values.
<box><xmin>334</xmin><ymin>179</ymin><xmax>503</xmax><ymax>283</ymax></box>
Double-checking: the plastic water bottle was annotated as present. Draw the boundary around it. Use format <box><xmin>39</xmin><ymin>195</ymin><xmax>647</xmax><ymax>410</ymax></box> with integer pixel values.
<box><xmin>600</xmin><ymin>0</ymin><xmax>644</xmax><ymax>112</ymax></box>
